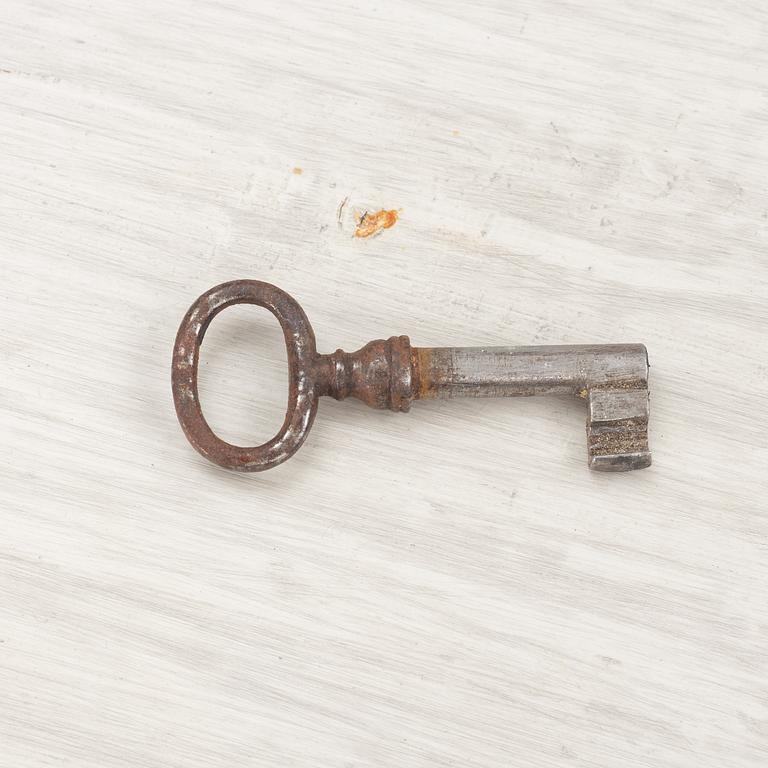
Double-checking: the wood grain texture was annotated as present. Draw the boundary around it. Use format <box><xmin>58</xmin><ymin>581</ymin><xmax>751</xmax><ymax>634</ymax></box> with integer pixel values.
<box><xmin>1</xmin><ymin>1</ymin><xmax>767</xmax><ymax>766</ymax></box>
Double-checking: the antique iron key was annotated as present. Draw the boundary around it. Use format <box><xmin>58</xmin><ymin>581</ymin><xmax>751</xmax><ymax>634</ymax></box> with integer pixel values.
<box><xmin>172</xmin><ymin>281</ymin><xmax>651</xmax><ymax>472</ymax></box>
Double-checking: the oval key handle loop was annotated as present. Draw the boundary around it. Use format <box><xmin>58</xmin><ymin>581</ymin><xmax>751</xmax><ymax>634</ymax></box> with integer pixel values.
<box><xmin>172</xmin><ymin>280</ymin><xmax>319</xmax><ymax>471</ymax></box>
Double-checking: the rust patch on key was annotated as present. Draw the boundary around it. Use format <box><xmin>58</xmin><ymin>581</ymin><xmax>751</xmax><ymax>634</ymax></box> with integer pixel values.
<box><xmin>354</xmin><ymin>209</ymin><xmax>399</xmax><ymax>238</ymax></box>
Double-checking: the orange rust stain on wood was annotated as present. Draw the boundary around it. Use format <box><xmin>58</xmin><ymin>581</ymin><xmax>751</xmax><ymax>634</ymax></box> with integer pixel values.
<box><xmin>354</xmin><ymin>209</ymin><xmax>399</xmax><ymax>238</ymax></box>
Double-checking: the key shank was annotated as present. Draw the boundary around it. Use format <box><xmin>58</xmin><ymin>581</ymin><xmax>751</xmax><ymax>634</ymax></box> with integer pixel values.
<box><xmin>315</xmin><ymin>337</ymin><xmax>651</xmax><ymax>471</ymax></box>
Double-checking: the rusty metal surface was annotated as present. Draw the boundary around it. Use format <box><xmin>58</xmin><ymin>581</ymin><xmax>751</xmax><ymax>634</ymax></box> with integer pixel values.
<box><xmin>315</xmin><ymin>335</ymin><xmax>414</xmax><ymax>412</ymax></box>
<box><xmin>172</xmin><ymin>281</ymin><xmax>652</xmax><ymax>472</ymax></box>
<box><xmin>172</xmin><ymin>280</ymin><xmax>318</xmax><ymax>471</ymax></box>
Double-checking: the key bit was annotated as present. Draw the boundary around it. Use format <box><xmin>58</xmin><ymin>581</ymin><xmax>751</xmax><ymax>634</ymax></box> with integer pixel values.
<box><xmin>172</xmin><ymin>281</ymin><xmax>651</xmax><ymax>473</ymax></box>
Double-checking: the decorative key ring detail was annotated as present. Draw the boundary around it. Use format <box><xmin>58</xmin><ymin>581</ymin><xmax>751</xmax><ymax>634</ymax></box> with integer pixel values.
<box><xmin>172</xmin><ymin>280</ymin><xmax>651</xmax><ymax>472</ymax></box>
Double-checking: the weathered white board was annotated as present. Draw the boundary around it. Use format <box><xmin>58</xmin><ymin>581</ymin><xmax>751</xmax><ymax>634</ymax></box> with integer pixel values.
<box><xmin>1</xmin><ymin>1</ymin><xmax>767</xmax><ymax>766</ymax></box>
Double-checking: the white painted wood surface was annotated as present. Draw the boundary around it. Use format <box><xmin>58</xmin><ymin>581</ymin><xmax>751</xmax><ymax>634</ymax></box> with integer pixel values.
<box><xmin>2</xmin><ymin>1</ymin><xmax>767</xmax><ymax>765</ymax></box>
